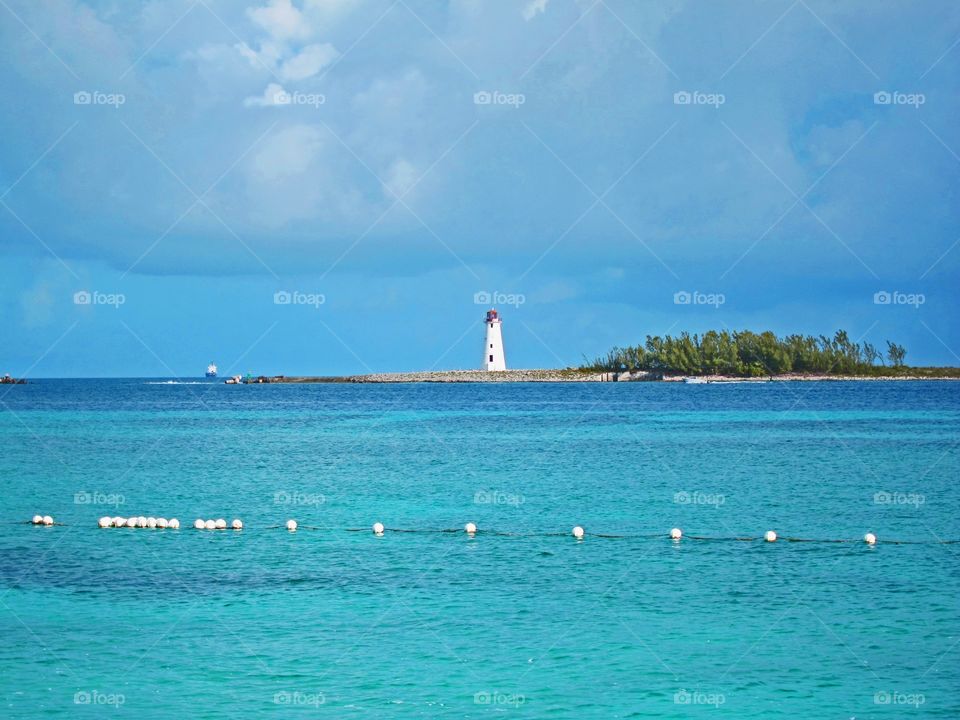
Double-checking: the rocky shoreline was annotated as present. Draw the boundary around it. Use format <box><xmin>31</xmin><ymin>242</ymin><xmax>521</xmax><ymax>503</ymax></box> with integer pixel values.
<box><xmin>284</xmin><ymin>369</ymin><xmax>608</xmax><ymax>383</ymax></box>
<box><xmin>272</xmin><ymin>370</ymin><xmax>959</xmax><ymax>384</ymax></box>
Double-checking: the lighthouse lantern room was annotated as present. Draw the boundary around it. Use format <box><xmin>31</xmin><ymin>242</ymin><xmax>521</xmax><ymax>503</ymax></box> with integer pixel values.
<box><xmin>483</xmin><ymin>309</ymin><xmax>507</xmax><ymax>371</ymax></box>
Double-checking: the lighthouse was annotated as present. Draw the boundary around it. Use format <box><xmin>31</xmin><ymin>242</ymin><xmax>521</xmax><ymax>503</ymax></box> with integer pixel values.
<box><xmin>482</xmin><ymin>309</ymin><xmax>506</xmax><ymax>371</ymax></box>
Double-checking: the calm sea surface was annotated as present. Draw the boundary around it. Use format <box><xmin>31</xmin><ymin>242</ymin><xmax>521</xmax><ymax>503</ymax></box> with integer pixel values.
<box><xmin>0</xmin><ymin>379</ymin><xmax>958</xmax><ymax>718</ymax></box>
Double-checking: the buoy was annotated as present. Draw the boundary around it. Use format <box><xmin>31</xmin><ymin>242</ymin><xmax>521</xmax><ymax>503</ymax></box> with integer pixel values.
<box><xmin>231</xmin><ymin>519</ymin><xmax>243</xmax><ymax>530</ymax></box>
<box><xmin>168</xmin><ymin>518</ymin><xmax>180</xmax><ymax>529</ymax></box>
<box><xmin>137</xmin><ymin>516</ymin><xmax>147</xmax><ymax>527</ymax></box>
<box><xmin>670</xmin><ymin>527</ymin><xmax>682</xmax><ymax>540</ymax></box>
<box><xmin>204</xmin><ymin>519</ymin><xmax>216</xmax><ymax>530</ymax></box>
<box><xmin>98</xmin><ymin>516</ymin><xmax>112</xmax><ymax>528</ymax></box>
<box><xmin>112</xmin><ymin>516</ymin><xmax>125</xmax><ymax>527</ymax></box>
<box><xmin>215</xmin><ymin>519</ymin><xmax>227</xmax><ymax>530</ymax></box>
<box><xmin>864</xmin><ymin>532</ymin><xmax>877</xmax><ymax>545</ymax></box>
<box><xmin>464</xmin><ymin>522</ymin><xmax>477</xmax><ymax>535</ymax></box>
<box><xmin>146</xmin><ymin>518</ymin><xmax>157</xmax><ymax>529</ymax></box>
<box><xmin>42</xmin><ymin>515</ymin><xmax>54</xmax><ymax>526</ymax></box>
<box><xmin>764</xmin><ymin>530</ymin><xmax>777</xmax><ymax>543</ymax></box>
<box><xmin>31</xmin><ymin>515</ymin><xmax>43</xmax><ymax>525</ymax></box>
<box><xmin>127</xmin><ymin>517</ymin><xmax>138</xmax><ymax>528</ymax></box>
<box><xmin>286</xmin><ymin>519</ymin><xmax>297</xmax><ymax>532</ymax></box>
<box><xmin>194</xmin><ymin>519</ymin><xmax>204</xmax><ymax>530</ymax></box>
<box><xmin>572</xmin><ymin>526</ymin><xmax>585</xmax><ymax>539</ymax></box>
<box><xmin>372</xmin><ymin>522</ymin><xmax>385</xmax><ymax>535</ymax></box>
<box><xmin>157</xmin><ymin>518</ymin><xmax>168</xmax><ymax>529</ymax></box>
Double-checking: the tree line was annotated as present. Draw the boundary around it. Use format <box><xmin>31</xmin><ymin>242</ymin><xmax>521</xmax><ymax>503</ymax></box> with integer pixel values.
<box><xmin>582</xmin><ymin>330</ymin><xmax>913</xmax><ymax>377</ymax></box>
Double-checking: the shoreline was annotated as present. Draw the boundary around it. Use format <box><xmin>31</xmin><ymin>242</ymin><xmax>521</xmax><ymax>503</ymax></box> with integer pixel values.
<box><xmin>269</xmin><ymin>370</ymin><xmax>960</xmax><ymax>384</ymax></box>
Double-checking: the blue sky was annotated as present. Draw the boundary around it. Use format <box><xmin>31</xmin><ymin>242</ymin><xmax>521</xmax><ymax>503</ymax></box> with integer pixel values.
<box><xmin>1</xmin><ymin>0</ymin><xmax>958</xmax><ymax>377</ymax></box>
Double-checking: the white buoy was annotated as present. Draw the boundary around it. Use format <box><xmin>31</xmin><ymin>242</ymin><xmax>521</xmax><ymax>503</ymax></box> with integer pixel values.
<box><xmin>157</xmin><ymin>518</ymin><xmax>168</xmax><ymax>529</ymax></box>
<box><xmin>215</xmin><ymin>519</ymin><xmax>227</xmax><ymax>530</ymax></box>
<box><xmin>31</xmin><ymin>515</ymin><xmax>43</xmax><ymax>525</ymax></box>
<box><xmin>372</xmin><ymin>522</ymin><xmax>385</xmax><ymax>535</ymax></box>
<box><xmin>194</xmin><ymin>519</ymin><xmax>204</xmax><ymax>530</ymax></box>
<box><xmin>465</xmin><ymin>522</ymin><xmax>477</xmax><ymax>535</ymax></box>
<box><xmin>42</xmin><ymin>515</ymin><xmax>54</xmax><ymax>526</ymax></box>
<box><xmin>764</xmin><ymin>530</ymin><xmax>777</xmax><ymax>543</ymax></box>
<box><xmin>98</xmin><ymin>516</ymin><xmax>112</xmax><ymax>528</ymax></box>
<box><xmin>112</xmin><ymin>516</ymin><xmax>125</xmax><ymax>527</ymax></box>
<box><xmin>286</xmin><ymin>519</ymin><xmax>297</xmax><ymax>532</ymax></box>
<box><xmin>137</xmin><ymin>516</ymin><xmax>147</xmax><ymax>527</ymax></box>
<box><xmin>670</xmin><ymin>527</ymin><xmax>682</xmax><ymax>540</ymax></box>
<box><xmin>168</xmin><ymin>518</ymin><xmax>180</xmax><ymax>530</ymax></box>
<box><xmin>231</xmin><ymin>519</ymin><xmax>243</xmax><ymax>530</ymax></box>
<box><xmin>204</xmin><ymin>519</ymin><xmax>216</xmax><ymax>530</ymax></box>
<box><xmin>572</xmin><ymin>526</ymin><xmax>585</xmax><ymax>539</ymax></box>
<box><xmin>146</xmin><ymin>518</ymin><xmax>157</xmax><ymax>529</ymax></box>
<box><xmin>127</xmin><ymin>517</ymin><xmax>138</xmax><ymax>527</ymax></box>
<box><xmin>864</xmin><ymin>532</ymin><xmax>877</xmax><ymax>545</ymax></box>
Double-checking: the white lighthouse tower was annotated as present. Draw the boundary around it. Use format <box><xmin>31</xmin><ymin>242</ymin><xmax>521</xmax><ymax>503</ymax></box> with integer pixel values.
<box><xmin>482</xmin><ymin>308</ymin><xmax>506</xmax><ymax>371</ymax></box>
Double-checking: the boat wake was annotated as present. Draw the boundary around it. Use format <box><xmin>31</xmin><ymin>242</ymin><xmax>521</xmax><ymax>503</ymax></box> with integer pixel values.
<box><xmin>145</xmin><ymin>381</ymin><xmax>208</xmax><ymax>385</ymax></box>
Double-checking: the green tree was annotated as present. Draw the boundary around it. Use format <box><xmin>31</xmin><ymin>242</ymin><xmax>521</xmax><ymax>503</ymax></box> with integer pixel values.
<box><xmin>886</xmin><ymin>341</ymin><xmax>907</xmax><ymax>367</ymax></box>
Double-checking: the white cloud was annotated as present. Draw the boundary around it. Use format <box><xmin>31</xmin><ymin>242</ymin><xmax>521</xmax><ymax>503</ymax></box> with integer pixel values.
<box><xmin>243</xmin><ymin>82</ymin><xmax>289</xmax><ymax>107</ymax></box>
<box><xmin>247</xmin><ymin>0</ymin><xmax>312</xmax><ymax>42</ymax></box>
<box><xmin>383</xmin><ymin>158</ymin><xmax>418</xmax><ymax>199</ymax></box>
<box><xmin>251</xmin><ymin>124</ymin><xmax>324</xmax><ymax>181</ymax></box>
<box><xmin>303</xmin><ymin>0</ymin><xmax>360</xmax><ymax>21</ymax></box>
<box><xmin>522</xmin><ymin>0</ymin><xmax>549</xmax><ymax>21</ymax></box>
<box><xmin>279</xmin><ymin>42</ymin><xmax>338</xmax><ymax>81</ymax></box>
<box><xmin>235</xmin><ymin>40</ymin><xmax>284</xmax><ymax>70</ymax></box>
<box><xmin>243</xmin><ymin>123</ymin><xmax>370</xmax><ymax>227</ymax></box>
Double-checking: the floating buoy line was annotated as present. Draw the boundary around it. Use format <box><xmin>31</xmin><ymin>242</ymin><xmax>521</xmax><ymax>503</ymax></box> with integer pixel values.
<box><xmin>16</xmin><ymin>516</ymin><xmax>958</xmax><ymax>545</ymax></box>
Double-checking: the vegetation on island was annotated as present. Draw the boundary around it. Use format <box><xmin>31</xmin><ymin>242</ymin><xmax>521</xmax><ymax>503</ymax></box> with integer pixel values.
<box><xmin>582</xmin><ymin>329</ymin><xmax>960</xmax><ymax>378</ymax></box>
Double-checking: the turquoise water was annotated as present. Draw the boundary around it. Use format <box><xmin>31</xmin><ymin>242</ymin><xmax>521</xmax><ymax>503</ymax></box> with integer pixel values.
<box><xmin>1</xmin><ymin>380</ymin><xmax>958</xmax><ymax>718</ymax></box>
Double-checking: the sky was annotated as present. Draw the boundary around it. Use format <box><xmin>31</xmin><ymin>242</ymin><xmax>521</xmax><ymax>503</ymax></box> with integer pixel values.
<box><xmin>1</xmin><ymin>0</ymin><xmax>958</xmax><ymax>377</ymax></box>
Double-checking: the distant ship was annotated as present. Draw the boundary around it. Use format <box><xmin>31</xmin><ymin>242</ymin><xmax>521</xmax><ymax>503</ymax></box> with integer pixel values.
<box><xmin>205</xmin><ymin>362</ymin><xmax>218</xmax><ymax>378</ymax></box>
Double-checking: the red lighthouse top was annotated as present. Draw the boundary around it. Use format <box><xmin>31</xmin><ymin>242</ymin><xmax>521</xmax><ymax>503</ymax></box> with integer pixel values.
<box><xmin>485</xmin><ymin>308</ymin><xmax>499</xmax><ymax>322</ymax></box>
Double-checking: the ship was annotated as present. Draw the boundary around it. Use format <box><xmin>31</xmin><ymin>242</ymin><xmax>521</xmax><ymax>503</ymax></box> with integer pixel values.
<box><xmin>205</xmin><ymin>362</ymin><xmax>218</xmax><ymax>378</ymax></box>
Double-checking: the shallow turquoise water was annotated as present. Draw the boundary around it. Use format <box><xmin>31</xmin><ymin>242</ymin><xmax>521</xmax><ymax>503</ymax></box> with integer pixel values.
<box><xmin>0</xmin><ymin>380</ymin><xmax>958</xmax><ymax>718</ymax></box>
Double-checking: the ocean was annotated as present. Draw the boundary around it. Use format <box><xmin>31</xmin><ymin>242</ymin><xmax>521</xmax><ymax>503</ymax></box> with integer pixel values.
<box><xmin>0</xmin><ymin>379</ymin><xmax>957</xmax><ymax>718</ymax></box>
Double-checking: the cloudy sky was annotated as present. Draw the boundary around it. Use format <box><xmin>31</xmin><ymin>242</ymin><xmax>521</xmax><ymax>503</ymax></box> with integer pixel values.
<box><xmin>1</xmin><ymin>0</ymin><xmax>958</xmax><ymax>376</ymax></box>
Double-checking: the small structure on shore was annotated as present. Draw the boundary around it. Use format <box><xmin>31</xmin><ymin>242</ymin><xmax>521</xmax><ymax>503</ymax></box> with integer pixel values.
<box><xmin>482</xmin><ymin>309</ymin><xmax>507</xmax><ymax>371</ymax></box>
